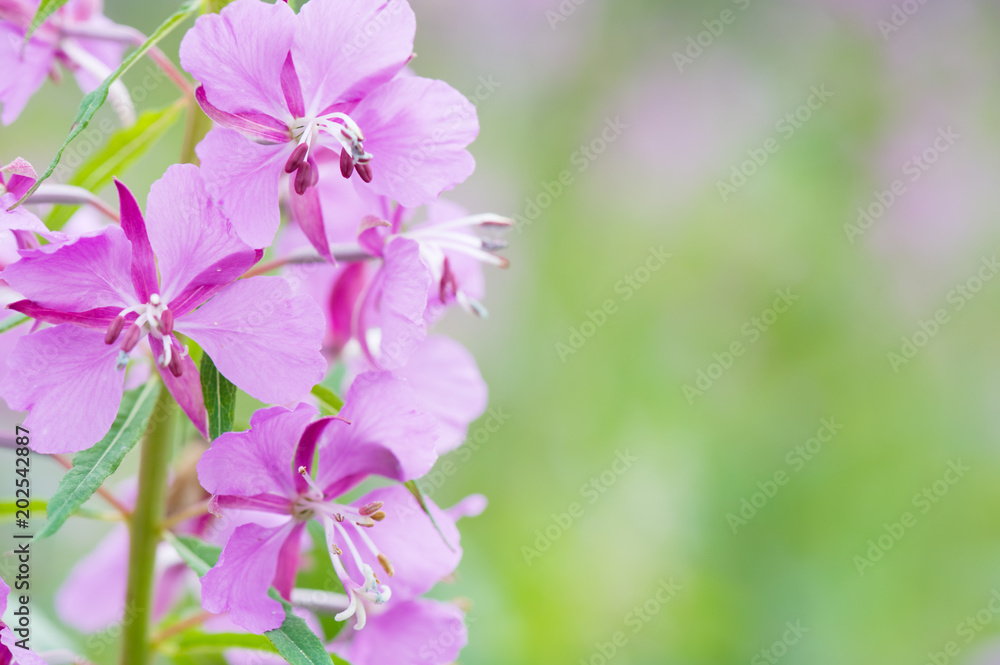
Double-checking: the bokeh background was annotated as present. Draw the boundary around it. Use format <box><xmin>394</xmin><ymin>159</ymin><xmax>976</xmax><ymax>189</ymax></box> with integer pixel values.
<box><xmin>6</xmin><ymin>0</ymin><xmax>1000</xmax><ymax>663</ymax></box>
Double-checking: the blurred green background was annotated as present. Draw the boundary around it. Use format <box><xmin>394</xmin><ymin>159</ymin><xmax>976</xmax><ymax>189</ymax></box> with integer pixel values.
<box><xmin>7</xmin><ymin>0</ymin><xmax>1000</xmax><ymax>663</ymax></box>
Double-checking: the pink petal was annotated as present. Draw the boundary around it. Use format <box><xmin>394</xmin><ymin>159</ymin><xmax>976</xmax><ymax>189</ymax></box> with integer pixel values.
<box><xmin>114</xmin><ymin>177</ymin><xmax>158</xmax><ymax>303</ymax></box>
<box><xmin>56</xmin><ymin>524</ymin><xmax>131</xmax><ymax>632</ymax></box>
<box><xmin>201</xmin><ymin>519</ymin><xmax>296</xmax><ymax>634</ymax></box>
<box><xmin>315</xmin><ymin>371</ymin><xmax>441</xmax><ymax>496</ymax></box>
<box><xmin>0</xmin><ymin>325</ymin><xmax>124</xmax><ymax>453</ymax></box>
<box><xmin>175</xmin><ymin>276</ymin><xmax>326</xmax><ymax>404</ymax></box>
<box><xmin>0</xmin><ymin>24</ymin><xmax>56</xmax><ymax>126</ymax></box>
<box><xmin>197</xmin><ymin>127</ymin><xmax>290</xmax><ymax>249</ymax></box>
<box><xmin>350</xmin><ymin>76</ymin><xmax>478</xmax><ymax>207</ymax></box>
<box><xmin>179</xmin><ymin>0</ymin><xmax>297</xmax><ymax>122</ymax></box>
<box><xmin>148</xmin><ymin>335</ymin><xmax>208</xmax><ymax>438</ymax></box>
<box><xmin>2</xmin><ymin>226</ymin><xmax>136</xmax><ymax>312</ymax></box>
<box><xmin>292</xmin><ymin>0</ymin><xmax>415</xmax><ymax>115</ymax></box>
<box><xmin>198</xmin><ymin>403</ymin><xmax>317</xmax><ymax>499</ymax></box>
<box><xmin>332</xmin><ymin>599</ymin><xmax>466</xmax><ymax>665</ymax></box>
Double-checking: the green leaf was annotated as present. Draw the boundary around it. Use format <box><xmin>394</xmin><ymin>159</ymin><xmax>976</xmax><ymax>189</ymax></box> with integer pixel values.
<box><xmin>0</xmin><ymin>313</ymin><xmax>29</xmax><ymax>335</ymax></box>
<box><xmin>167</xmin><ymin>535</ymin><xmax>339</xmax><ymax>664</ymax></box>
<box><xmin>11</xmin><ymin>0</ymin><xmax>202</xmax><ymax>208</ymax></box>
<box><xmin>404</xmin><ymin>480</ymin><xmax>456</xmax><ymax>552</ymax></box>
<box><xmin>45</xmin><ymin>101</ymin><xmax>185</xmax><ymax>230</ymax></box>
<box><xmin>0</xmin><ymin>499</ymin><xmax>47</xmax><ymax>522</ymax></box>
<box><xmin>167</xmin><ymin>632</ymin><xmax>278</xmax><ymax>655</ymax></box>
<box><xmin>200</xmin><ymin>353</ymin><xmax>237</xmax><ymax>441</ymax></box>
<box><xmin>36</xmin><ymin>381</ymin><xmax>162</xmax><ymax>539</ymax></box>
<box><xmin>310</xmin><ymin>385</ymin><xmax>344</xmax><ymax>416</ymax></box>
<box><xmin>26</xmin><ymin>0</ymin><xmax>68</xmax><ymax>38</ymax></box>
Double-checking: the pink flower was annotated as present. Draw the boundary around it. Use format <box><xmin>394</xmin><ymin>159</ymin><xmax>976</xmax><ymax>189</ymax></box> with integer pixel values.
<box><xmin>0</xmin><ymin>0</ymin><xmax>130</xmax><ymax>125</ymax></box>
<box><xmin>179</xmin><ymin>0</ymin><xmax>478</xmax><ymax>249</ymax></box>
<box><xmin>0</xmin><ymin>164</ymin><xmax>327</xmax><ymax>452</ymax></box>
<box><xmin>1</xmin><ymin>578</ymin><xmax>46</xmax><ymax>665</ymax></box>
<box><xmin>196</xmin><ymin>372</ymin><xmax>470</xmax><ymax>634</ymax></box>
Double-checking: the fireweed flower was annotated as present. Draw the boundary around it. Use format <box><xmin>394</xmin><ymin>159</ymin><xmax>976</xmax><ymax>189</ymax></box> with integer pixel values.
<box><xmin>0</xmin><ymin>0</ymin><xmax>131</xmax><ymax>125</ymax></box>
<box><xmin>0</xmin><ymin>164</ymin><xmax>326</xmax><ymax>453</ymax></box>
<box><xmin>196</xmin><ymin>372</ymin><xmax>469</xmax><ymax>633</ymax></box>
<box><xmin>1</xmin><ymin>578</ymin><xmax>46</xmax><ymax>665</ymax></box>
<box><xmin>178</xmin><ymin>0</ymin><xmax>478</xmax><ymax>249</ymax></box>
<box><xmin>0</xmin><ymin>158</ymin><xmax>63</xmax><ymax>257</ymax></box>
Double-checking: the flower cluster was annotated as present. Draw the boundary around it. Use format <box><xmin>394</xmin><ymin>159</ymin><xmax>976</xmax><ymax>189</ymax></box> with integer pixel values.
<box><xmin>0</xmin><ymin>0</ymin><xmax>507</xmax><ymax>663</ymax></box>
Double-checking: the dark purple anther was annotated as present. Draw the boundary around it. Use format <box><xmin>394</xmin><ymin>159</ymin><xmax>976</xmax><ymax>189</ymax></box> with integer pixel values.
<box><xmin>168</xmin><ymin>351</ymin><xmax>184</xmax><ymax>377</ymax></box>
<box><xmin>294</xmin><ymin>161</ymin><xmax>312</xmax><ymax>195</ymax></box>
<box><xmin>355</xmin><ymin>162</ymin><xmax>372</xmax><ymax>183</ymax></box>
<box><xmin>159</xmin><ymin>308</ymin><xmax>174</xmax><ymax>336</ymax></box>
<box><xmin>104</xmin><ymin>315</ymin><xmax>125</xmax><ymax>344</ymax></box>
<box><xmin>284</xmin><ymin>143</ymin><xmax>309</xmax><ymax>174</ymax></box>
<box><xmin>121</xmin><ymin>323</ymin><xmax>142</xmax><ymax>352</ymax></box>
<box><xmin>340</xmin><ymin>148</ymin><xmax>353</xmax><ymax>178</ymax></box>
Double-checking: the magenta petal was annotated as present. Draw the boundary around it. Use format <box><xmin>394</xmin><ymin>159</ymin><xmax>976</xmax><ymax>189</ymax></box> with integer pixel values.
<box><xmin>394</xmin><ymin>335</ymin><xmax>487</xmax><ymax>454</ymax></box>
<box><xmin>0</xmin><ymin>325</ymin><xmax>124</xmax><ymax>453</ymax></box>
<box><xmin>202</xmin><ymin>519</ymin><xmax>296</xmax><ymax>634</ymax></box>
<box><xmin>333</xmin><ymin>599</ymin><xmax>466</xmax><ymax>665</ymax></box>
<box><xmin>316</xmin><ymin>371</ymin><xmax>441</xmax><ymax>496</ymax></box>
<box><xmin>288</xmin><ymin>178</ymin><xmax>333</xmax><ymax>262</ymax></box>
<box><xmin>114</xmin><ymin>178</ymin><xmax>159</xmax><ymax>303</ymax></box>
<box><xmin>144</xmin><ymin>164</ymin><xmax>259</xmax><ymax>306</ymax></box>
<box><xmin>361</xmin><ymin>237</ymin><xmax>431</xmax><ymax>370</ymax></box>
<box><xmin>0</xmin><ymin>24</ymin><xmax>56</xmax><ymax>126</ymax></box>
<box><xmin>197</xmin><ymin>127</ymin><xmax>290</xmax><ymax>249</ymax></box>
<box><xmin>175</xmin><ymin>276</ymin><xmax>326</xmax><ymax>405</ymax></box>
<box><xmin>179</xmin><ymin>0</ymin><xmax>297</xmax><ymax>122</ymax></box>
<box><xmin>56</xmin><ymin>524</ymin><xmax>130</xmax><ymax>632</ymax></box>
<box><xmin>292</xmin><ymin>0</ymin><xmax>415</xmax><ymax>114</ymax></box>
<box><xmin>148</xmin><ymin>336</ymin><xmax>208</xmax><ymax>438</ymax></box>
<box><xmin>198</xmin><ymin>403</ymin><xmax>316</xmax><ymax>499</ymax></box>
<box><xmin>2</xmin><ymin>225</ymin><xmax>136</xmax><ymax>312</ymax></box>
<box><xmin>8</xmin><ymin>300</ymin><xmax>122</xmax><ymax>330</ymax></box>
<box><xmin>350</xmin><ymin>76</ymin><xmax>478</xmax><ymax>207</ymax></box>
<box><xmin>349</xmin><ymin>485</ymin><xmax>462</xmax><ymax>601</ymax></box>
<box><xmin>195</xmin><ymin>85</ymin><xmax>291</xmax><ymax>143</ymax></box>
<box><xmin>273</xmin><ymin>521</ymin><xmax>306</xmax><ymax>599</ymax></box>
<box><xmin>280</xmin><ymin>52</ymin><xmax>305</xmax><ymax>119</ymax></box>
<box><xmin>327</xmin><ymin>262</ymin><xmax>368</xmax><ymax>353</ymax></box>
<box><xmin>213</xmin><ymin>493</ymin><xmax>294</xmax><ymax>515</ymax></box>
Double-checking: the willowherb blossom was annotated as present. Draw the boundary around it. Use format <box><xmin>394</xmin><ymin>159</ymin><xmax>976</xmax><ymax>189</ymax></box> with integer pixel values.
<box><xmin>179</xmin><ymin>0</ymin><xmax>478</xmax><ymax>250</ymax></box>
<box><xmin>0</xmin><ymin>577</ymin><xmax>46</xmax><ymax>665</ymax></box>
<box><xmin>196</xmin><ymin>371</ymin><xmax>473</xmax><ymax>633</ymax></box>
<box><xmin>0</xmin><ymin>0</ymin><xmax>131</xmax><ymax>125</ymax></box>
<box><xmin>0</xmin><ymin>164</ymin><xmax>327</xmax><ymax>452</ymax></box>
<box><xmin>0</xmin><ymin>158</ymin><xmax>63</xmax><ymax>257</ymax></box>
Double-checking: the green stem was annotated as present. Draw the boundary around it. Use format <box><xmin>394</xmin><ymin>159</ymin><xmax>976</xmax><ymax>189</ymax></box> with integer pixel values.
<box><xmin>120</xmin><ymin>384</ymin><xmax>175</xmax><ymax>665</ymax></box>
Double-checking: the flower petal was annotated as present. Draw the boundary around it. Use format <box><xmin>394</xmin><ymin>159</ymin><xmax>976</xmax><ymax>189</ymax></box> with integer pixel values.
<box><xmin>179</xmin><ymin>0</ymin><xmax>296</xmax><ymax>122</ymax></box>
<box><xmin>195</xmin><ymin>85</ymin><xmax>291</xmax><ymax>143</ymax></box>
<box><xmin>349</xmin><ymin>76</ymin><xmax>477</xmax><ymax>207</ymax></box>
<box><xmin>201</xmin><ymin>519</ymin><xmax>296</xmax><ymax>634</ymax></box>
<box><xmin>114</xmin><ymin>177</ymin><xmax>158</xmax><ymax>303</ymax></box>
<box><xmin>56</xmin><ymin>523</ymin><xmax>131</xmax><ymax>632</ymax></box>
<box><xmin>148</xmin><ymin>335</ymin><xmax>208</xmax><ymax>438</ymax></box>
<box><xmin>197</xmin><ymin>127</ymin><xmax>290</xmax><ymax>249</ymax></box>
<box><xmin>1</xmin><ymin>226</ymin><xmax>136</xmax><ymax>312</ymax></box>
<box><xmin>292</xmin><ymin>0</ymin><xmax>414</xmax><ymax>115</ymax></box>
<box><xmin>144</xmin><ymin>164</ymin><xmax>259</xmax><ymax>308</ymax></box>
<box><xmin>332</xmin><ymin>598</ymin><xmax>467</xmax><ymax>665</ymax></box>
<box><xmin>0</xmin><ymin>325</ymin><xmax>124</xmax><ymax>453</ymax></box>
<box><xmin>198</xmin><ymin>403</ymin><xmax>316</xmax><ymax>499</ymax></box>
<box><xmin>316</xmin><ymin>371</ymin><xmax>440</xmax><ymax>496</ymax></box>
<box><xmin>175</xmin><ymin>276</ymin><xmax>326</xmax><ymax>404</ymax></box>
<box><xmin>0</xmin><ymin>24</ymin><xmax>56</xmax><ymax>126</ymax></box>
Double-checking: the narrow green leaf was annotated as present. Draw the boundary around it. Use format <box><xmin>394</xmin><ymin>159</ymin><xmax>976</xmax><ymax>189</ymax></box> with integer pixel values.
<box><xmin>404</xmin><ymin>480</ymin><xmax>456</xmax><ymax>552</ymax></box>
<box><xmin>310</xmin><ymin>385</ymin><xmax>344</xmax><ymax>416</ymax></box>
<box><xmin>0</xmin><ymin>499</ymin><xmax>46</xmax><ymax>522</ymax></box>
<box><xmin>167</xmin><ymin>535</ymin><xmax>338</xmax><ymax>664</ymax></box>
<box><xmin>0</xmin><ymin>313</ymin><xmax>29</xmax><ymax>335</ymax></box>
<box><xmin>45</xmin><ymin>101</ymin><xmax>185</xmax><ymax>230</ymax></box>
<box><xmin>26</xmin><ymin>0</ymin><xmax>68</xmax><ymax>38</ymax></box>
<box><xmin>11</xmin><ymin>0</ymin><xmax>202</xmax><ymax>208</ymax></box>
<box><xmin>200</xmin><ymin>353</ymin><xmax>236</xmax><ymax>441</ymax></box>
<box><xmin>167</xmin><ymin>631</ymin><xmax>278</xmax><ymax>655</ymax></box>
<box><xmin>36</xmin><ymin>381</ymin><xmax>162</xmax><ymax>539</ymax></box>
